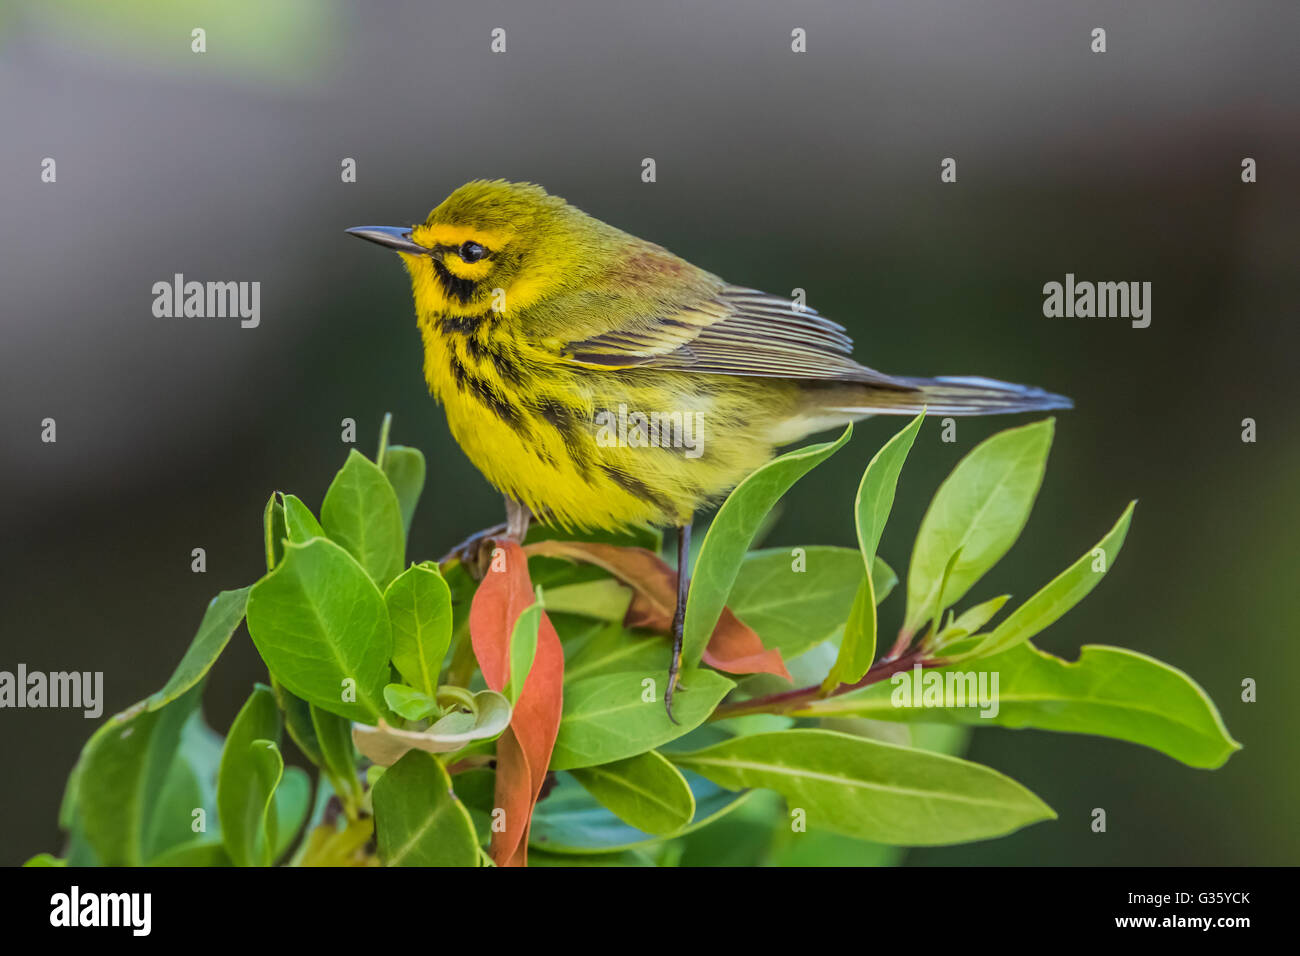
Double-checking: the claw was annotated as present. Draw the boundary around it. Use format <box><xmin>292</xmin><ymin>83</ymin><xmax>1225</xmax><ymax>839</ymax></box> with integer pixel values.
<box><xmin>438</xmin><ymin>522</ymin><xmax>507</xmax><ymax>577</ymax></box>
<box><xmin>438</xmin><ymin>498</ymin><xmax>532</xmax><ymax>579</ymax></box>
<box><xmin>665</xmin><ymin>646</ymin><xmax>682</xmax><ymax>725</ymax></box>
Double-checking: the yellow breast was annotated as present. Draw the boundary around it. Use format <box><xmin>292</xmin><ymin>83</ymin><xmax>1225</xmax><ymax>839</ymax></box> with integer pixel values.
<box><xmin>414</xmin><ymin>309</ymin><xmax>780</xmax><ymax>531</ymax></box>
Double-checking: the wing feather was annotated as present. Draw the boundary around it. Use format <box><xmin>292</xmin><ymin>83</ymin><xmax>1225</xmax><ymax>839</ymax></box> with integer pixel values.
<box><xmin>562</xmin><ymin>285</ymin><xmax>912</xmax><ymax>388</ymax></box>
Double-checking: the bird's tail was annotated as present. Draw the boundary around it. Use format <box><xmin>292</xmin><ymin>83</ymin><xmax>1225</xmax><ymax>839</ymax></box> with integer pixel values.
<box><xmin>824</xmin><ymin>375</ymin><xmax>1073</xmax><ymax>417</ymax></box>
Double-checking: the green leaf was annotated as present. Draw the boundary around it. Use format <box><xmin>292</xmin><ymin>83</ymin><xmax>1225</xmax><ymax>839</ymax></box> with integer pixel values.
<box><xmin>682</xmin><ymin>425</ymin><xmax>852</xmax><ymax>669</ymax></box>
<box><xmin>508</xmin><ymin>603</ymin><xmax>541</xmax><ymax>704</ymax></box>
<box><xmin>825</xmin><ymin>578</ymin><xmax>875</xmax><ymax>691</ymax></box>
<box><xmin>75</xmin><ymin>684</ymin><xmax>204</xmax><ymax>866</ymax></box>
<box><xmin>246</xmin><ymin>537</ymin><xmax>392</xmax><ymax>723</ymax></box>
<box><xmin>672</xmin><ymin>788</ymin><xmax>783</xmax><ymax>867</ymax></box>
<box><xmin>542</xmin><ymin>578</ymin><xmax>633</xmax><ymax>621</ymax></box>
<box><xmin>263</xmin><ymin>493</ymin><xmax>286</xmax><ymax>571</ymax></box>
<box><xmin>353</xmin><ymin>690</ymin><xmax>512</xmax><ymax>764</ymax></box>
<box><xmin>384</xmin><ymin>564</ymin><xmax>452</xmax><ymax>696</ymax></box>
<box><xmin>373</xmin><ymin>751</ymin><xmax>478</xmax><ymax>866</ymax></box>
<box><xmin>671</xmin><ymin>728</ymin><xmax>1054</xmax><ymax>845</ymax></box>
<box><xmin>904</xmin><ymin>419</ymin><xmax>1054</xmax><ymax>635</ymax></box>
<box><xmin>857</xmin><ymin>412</ymin><xmax>925</xmax><ymax>563</ymax></box>
<box><xmin>146</xmin><ymin>587</ymin><xmax>249</xmax><ymax>712</ymax></box>
<box><xmin>823</xmin><ymin>414</ymin><xmax>923</xmax><ymax>690</ymax></box>
<box><xmin>801</xmin><ymin>642</ymin><xmax>1239</xmax><ymax>769</ymax></box>
<box><xmin>529</xmin><ymin>769</ymin><xmax>753</xmax><ymax>854</ymax></box>
<box><xmin>381</xmin><ymin>445</ymin><xmax>426</xmax><ymax>537</ymax></box>
<box><xmin>383</xmin><ymin>684</ymin><xmax>439</xmax><ymax>721</ymax></box>
<box><xmin>927</xmin><ymin>546</ymin><xmax>965</xmax><ymax>643</ymax></box>
<box><xmin>947</xmin><ymin>594</ymin><xmax>1012</xmax><ymax>639</ymax></box>
<box><xmin>143</xmin><ymin>747</ymin><xmax>203</xmax><ymax>861</ymax></box>
<box><xmin>150</xmin><ymin>840</ymin><xmax>231</xmax><ymax>867</ymax></box>
<box><xmin>23</xmin><ymin>854</ymin><xmax>66</xmax><ymax>867</ymax></box>
<box><xmin>563</xmin><ymin>622</ymin><xmax>666</xmax><ymax>683</ymax></box>
<box><xmin>726</xmin><ymin>547</ymin><xmax>895</xmax><ymax>660</ymax></box>
<box><xmin>281</xmin><ymin>493</ymin><xmax>325</xmax><ymax>542</ymax></box>
<box><xmin>550</xmin><ymin>669</ymin><xmax>735</xmax><ymax>771</ymax></box>
<box><xmin>310</xmin><ymin>704</ymin><xmax>364</xmax><ymax>812</ymax></box>
<box><xmin>964</xmin><ymin>501</ymin><xmax>1136</xmax><ymax>659</ymax></box>
<box><xmin>271</xmin><ymin>766</ymin><xmax>312</xmax><ymax>862</ymax></box>
<box><xmin>570</xmin><ymin>750</ymin><xmax>695</xmax><ymax>835</ymax></box>
<box><xmin>217</xmin><ymin>686</ymin><xmax>282</xmax><ymax>867</ymax></box>
<box><xmin>449</xmin><ymin>767</ymin><xmax>497</xmax><ymax>844</ymax></box>
<box><xmin>175</xmin><ymin>710</ymin><xmax>225</xmax><ymax>826</ymax></box>
<box><xmin>872</xmin><ymin>557</ymin><xmax>897</xmax><ymax>603</ymax></box>
<box><xmin>272</xmin><ymin>677</ymin><xmax>323</xmax><ymax>766</ymax></box>
<box><xmin>321</xmin><ymin>449</ymin><xmax>406</xmax><ymax>588</ymax></box>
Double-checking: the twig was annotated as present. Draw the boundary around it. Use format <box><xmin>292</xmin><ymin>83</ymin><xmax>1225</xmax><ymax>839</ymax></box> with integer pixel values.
<box><xmin>710</xmin><ymin>646</ymin><xmax>936</xmax><ymax>721</ymax></box>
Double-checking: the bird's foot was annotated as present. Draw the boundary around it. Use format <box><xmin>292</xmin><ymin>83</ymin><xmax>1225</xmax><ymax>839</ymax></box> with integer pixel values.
<box><xmin>438</xmin><ymin>499</ymin><xmax>532</xmax><ymax>579</ymax></box>
<box><xmin>664</xmin><ymin>646</ymin><xmax>683</xmax><ymax>726</ymax></box>
<box><xmin>437</xmin><ymin>522</ymin><xmax>508</xmax><ymax>578</ymax></box>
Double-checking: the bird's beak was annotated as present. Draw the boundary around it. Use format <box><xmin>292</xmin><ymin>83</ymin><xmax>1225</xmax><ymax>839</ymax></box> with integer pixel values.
<box><xmin>345</xmin><ymin>225</ymin><xmax>428</xmax><ymax>255</ymax></box>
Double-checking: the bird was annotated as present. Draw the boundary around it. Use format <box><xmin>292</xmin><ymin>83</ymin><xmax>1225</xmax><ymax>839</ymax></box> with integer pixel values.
<box><xmin>347</xmin><ymin>179</ymin><xmax>1072</xmax><ymax>719</ymax></box>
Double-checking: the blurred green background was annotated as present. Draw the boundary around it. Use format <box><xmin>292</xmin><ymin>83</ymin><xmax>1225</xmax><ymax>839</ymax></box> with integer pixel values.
<box><xmin>2</xmin><ymin>0</ymin><xmax>1296</xmax><ymax>865</ymax></box>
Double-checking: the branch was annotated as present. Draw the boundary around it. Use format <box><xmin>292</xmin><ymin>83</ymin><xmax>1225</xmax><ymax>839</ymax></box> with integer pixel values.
<box><xmin>709</xmin><ymin>647</ymin><xmax>936</xmax><ymax>721</ymax></box>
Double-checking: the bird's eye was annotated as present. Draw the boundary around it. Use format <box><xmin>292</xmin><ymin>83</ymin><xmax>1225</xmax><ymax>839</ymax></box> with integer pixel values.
<box><xmin>458</xmin><ymin>241</ymin><xmax>487</xmax><ymax>263</ymax></box>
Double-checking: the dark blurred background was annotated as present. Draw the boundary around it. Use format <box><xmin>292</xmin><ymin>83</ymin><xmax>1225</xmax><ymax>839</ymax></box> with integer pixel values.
<box><xmin>2</xmin><ymin>0</ymin><xmax>1296</xmax><ymax>865</ymax></box>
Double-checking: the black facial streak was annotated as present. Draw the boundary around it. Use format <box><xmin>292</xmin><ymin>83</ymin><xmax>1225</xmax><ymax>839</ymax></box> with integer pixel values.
<box><xmin>432</xmin><ymin>258</ymin><xmax>478</xmax><ymax>303</ymax></box>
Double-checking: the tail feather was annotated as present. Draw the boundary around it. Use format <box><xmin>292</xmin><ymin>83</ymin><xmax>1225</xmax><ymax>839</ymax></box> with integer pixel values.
<box><xmin>826</xmin><ymin>375</ymin><xmax>1073</xmax><ymax>417</ymax></box>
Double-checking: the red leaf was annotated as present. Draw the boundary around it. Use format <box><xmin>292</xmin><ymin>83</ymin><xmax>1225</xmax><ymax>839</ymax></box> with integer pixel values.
<box><xmin>469</xmin><ymin>540</ymin><xmax>564</xmax><ymax>867</ymax></box>
<box><xmin>489</xmin><ymin>731</ymin><xmax>531</xmax><ymax>867</ymax></box>
<box><xmin>469</xmin><ymin>542</ymin><xmax>534</xmax><ymax>690</ymax></box>
<box><xmin>522</xmin><ymin>539</ymin><xmax>790</xmax><ymax>680</ymax></box>
<box><xmin>699</xmin><ymin>611</ymin><xmax>790</xmax><ymax>679</ymax></box>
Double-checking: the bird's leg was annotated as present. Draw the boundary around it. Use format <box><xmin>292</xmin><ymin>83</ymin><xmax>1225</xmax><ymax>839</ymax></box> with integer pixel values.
<box><xmin>504</xmin><ymin>496</ymin><xmax>532</xmax><ymax>543</ymax></box>
<box><xmin>664</xmin><ymin>520</ymin><xmax>692</xmax><ymax>724</ymax></box>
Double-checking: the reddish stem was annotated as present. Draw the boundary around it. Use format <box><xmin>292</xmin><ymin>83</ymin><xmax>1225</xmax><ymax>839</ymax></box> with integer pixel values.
<box><xmin>709</xmin><ymin>647</ymin><xmax>935</xmax><ymax>721</ymax></box>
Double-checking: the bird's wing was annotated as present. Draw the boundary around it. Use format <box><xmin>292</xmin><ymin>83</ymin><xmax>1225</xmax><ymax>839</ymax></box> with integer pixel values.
<box><xmin>557</xmin><ymin>285</ymin><xmax>914</xmax><ymax>388</ymax></box>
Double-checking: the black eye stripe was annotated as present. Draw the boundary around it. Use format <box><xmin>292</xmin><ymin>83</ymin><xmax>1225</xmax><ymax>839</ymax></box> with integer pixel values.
<box><xmin>429</xmin><ymin>241</ymin><xmax>492</xmax><ymax>263</ymax></box>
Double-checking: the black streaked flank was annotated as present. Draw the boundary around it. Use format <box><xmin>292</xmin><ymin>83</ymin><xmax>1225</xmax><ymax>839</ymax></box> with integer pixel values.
<box><xmin>461</xmin><ymin>332</ymin><xmax>484</xmax><ymax>362</ymax></box>
<box><xmin>472</xmin><ymin>375</ymin><xmax>527</xmax><ymax>435</ymax></box>
<box><xmin>600</xmin><ymin>463</ymin><xmax>675</xmax><ymax>517</ymax></box>
<box><xmin>440</xmin><ymin>317</ymin><xmax>529</xmax><ymax>391</ymax></box>
<box><xmin>485</xmin><ymin>338</ymin><xmax>527</xmax><ymax>386</ymax></box>
<box><xmin>446</xmin><ymin>350</ymin><xmax>529</xmax><ymax>437</ymax></box>
<box><xmin>537</xmin><ymin>397</ymin><xmax>591</xmax><ymax>479</ymax></box>
<box><xmin>439</xmin><ymin>312</ymin><xmax>485</xmax><ymax>335</ymax></box>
